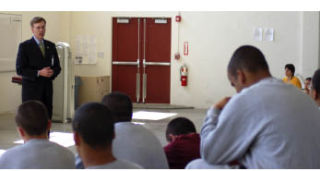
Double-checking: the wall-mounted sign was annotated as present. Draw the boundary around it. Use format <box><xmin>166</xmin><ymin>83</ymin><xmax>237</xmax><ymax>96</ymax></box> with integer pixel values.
<box><xmin>184</xmin><ymin>41</ymin><xmax>189</xmax><ymax>56</ymax></box>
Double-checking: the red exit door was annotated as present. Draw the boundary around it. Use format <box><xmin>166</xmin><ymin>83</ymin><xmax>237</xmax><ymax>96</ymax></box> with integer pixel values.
<box><xmin>112</xmin><ymin>17</ymin><xmax>171</xmax><ymax>103</ymax></box>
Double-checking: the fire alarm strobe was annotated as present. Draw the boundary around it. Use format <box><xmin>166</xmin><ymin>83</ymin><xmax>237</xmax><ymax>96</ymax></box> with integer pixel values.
<box><xmin>176</xmin><ymin>15</ymin><xmax>181</xmax><ymax>22</ymax></box>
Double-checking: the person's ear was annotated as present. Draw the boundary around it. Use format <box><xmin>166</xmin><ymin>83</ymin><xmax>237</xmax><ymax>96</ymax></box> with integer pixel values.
<box><xmin>237</xmin><ymin>70</ymin><xmax>246</xmax><ymax>85</ymax></box>
<box><xmin>314</xmin><ymin>90</ymin><xmax>319</xmax><ymax>100</ymax></box>
<box><xmin>74</xmin><ymin>132</ymin><xmax>81</xmax><ymax>146</ymax></box>
<box><xmin>17</xmin><ymin>127</ymin><xmax>25</xmax><ymax>138</ymax></box>
<box><xmin>169</xmin><ymin>134</ymin><xmax>178</xmax><ymax>142</ymax></box>
<box><xmin>310</xmin><ymin>89</ymin><xmax>317</xmax><ymax>100</ymax></box>
<box><xmin>47</xmin><ymin>120</ymin><xmax>51</xmax><ymax>132</ymax></box>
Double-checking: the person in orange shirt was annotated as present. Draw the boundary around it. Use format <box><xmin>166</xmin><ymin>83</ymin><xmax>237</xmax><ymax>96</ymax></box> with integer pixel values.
<box><xmin>282</xmin><ymin>64</ymin><xmax>302</xmax><ymax>89</ymax></box>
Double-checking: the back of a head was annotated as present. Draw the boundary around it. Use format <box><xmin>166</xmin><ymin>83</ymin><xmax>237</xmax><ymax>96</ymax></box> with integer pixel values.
<box><xmin>15</xmin><ymin>100</ymin><xmax>49</xmax><ymax>136</ymax></box>
<box><xmin>166</xmin><ymin>117</ymin><xmax>196</xmax><ymax>141</ymax></box>
<box><xmin>285</xmin><ymin>64</ymin><xmax>296</xmax><ymax>76</ymax></box>
<box><xmin>72</xmin><ymin>102</ymin><xmax>115</xmax><ymax>148</ymax></box>
<box><xmin>101</xmin><ymin>92</ymin><xmax>133</xmax><ymax>122</ymax></box>
<box><xmin>312</xmin><ymin>69</ymin><xmax>320</xmax><ymax>96</ymax></box>
<box><xmin>228</xmin><ymin>45</ymin><xmax>269</xmax><ymax>77</ymax></box>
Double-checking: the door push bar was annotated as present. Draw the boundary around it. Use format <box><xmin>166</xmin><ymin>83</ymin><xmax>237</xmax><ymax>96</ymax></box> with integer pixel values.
<box><xmin>112</xmin><ymin>59</ymin><xmax>140</xmax><ymax>66</ymax></box>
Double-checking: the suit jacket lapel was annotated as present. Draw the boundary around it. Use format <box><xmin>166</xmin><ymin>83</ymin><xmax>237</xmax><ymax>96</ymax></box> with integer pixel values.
<box><xmin>43</xmin><ymin>40</ymin><xmax>50</xmax><ymax>58</ymax></box>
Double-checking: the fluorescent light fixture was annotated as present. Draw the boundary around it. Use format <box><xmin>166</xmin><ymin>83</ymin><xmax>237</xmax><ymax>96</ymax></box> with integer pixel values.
<box><xmin>14</xmin><ymin>132</ymin><xmax>75</xmax><ymax>147</ymax></box>
<box><xmin>133</xmin><ymin>111</ymin><xmax>177</xmax><ymax>120</ymax></box>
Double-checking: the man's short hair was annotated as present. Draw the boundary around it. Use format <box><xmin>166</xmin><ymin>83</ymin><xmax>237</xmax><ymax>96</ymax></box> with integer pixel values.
<box><xmin>228</xmin><ymin>45</ymin><xmax>269</xmax><ymax>77</ymax></box>
<box><xmin>312</xmin><ymin>69</ymin><xmax>320</xmax><ymax>96</ymax></box>
<box><xmin>15</xmin><ymin>100</ymin><xmax>49</xmax><ymax>136</ymax></box>
<box><xmin>285</xmin><ymin>64</ymin><xmax>295</xmax><ymax>76</ymax></box>
<box><xmin>30</xmin><ymin>16</ymin><xmax>46</xmax><ymax>27</ymax></box>
<box><xmin>306</xmin><ymin>77</ymin><xmax>312</xmax><ymax>81</ymax></box>
<box><xmin>72</xmin><ymin>102</ymin><xmax>114</xmax><ymax>148</ymax></box>
<box><xmin>165</xmin><ymin>117</ymin><xmax>196</xmax><ymax>141</ymax></box>
<box><xmin>101</xmin><ymin>92</ymin><xmax>133</xmax><ymax>122</ymax></box>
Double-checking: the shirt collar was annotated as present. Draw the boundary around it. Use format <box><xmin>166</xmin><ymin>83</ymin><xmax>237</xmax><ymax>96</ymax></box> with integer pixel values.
<box><xmin>33</xmin><ymin>35</ymin><xmax>44</xmax><ymax>45</ymax></box>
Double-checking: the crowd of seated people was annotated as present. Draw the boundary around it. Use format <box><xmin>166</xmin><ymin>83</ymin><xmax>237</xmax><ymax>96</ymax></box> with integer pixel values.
<box><xmin>1</xmin><ymin>45</ymin><xmax>320</xmax><ymax>169</ymax></box>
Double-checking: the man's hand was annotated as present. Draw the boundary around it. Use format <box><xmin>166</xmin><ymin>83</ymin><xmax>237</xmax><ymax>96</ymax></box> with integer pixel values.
<box><xmin>214</xmin><ymin>97</ymin><xmax>231</xmax><ymax>110</ymax></box>
<box><xmin>39</xmin><ymin>67</ymin><xmax>54</xmax><ymax>78</ymax></box>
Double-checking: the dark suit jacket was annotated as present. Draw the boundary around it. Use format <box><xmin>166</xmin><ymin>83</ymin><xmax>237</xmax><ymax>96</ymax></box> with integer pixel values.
<box><xmin>16</xmin><ymin>37</ymin><xmax>61</xmax><ymax>101</ymax></box>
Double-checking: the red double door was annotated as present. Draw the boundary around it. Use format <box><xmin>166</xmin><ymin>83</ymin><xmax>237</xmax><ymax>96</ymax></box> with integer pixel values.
<box><xmin>112</xmin><ymin>17</ymin><xmax>171</xmax><ymax>103</ymax></box>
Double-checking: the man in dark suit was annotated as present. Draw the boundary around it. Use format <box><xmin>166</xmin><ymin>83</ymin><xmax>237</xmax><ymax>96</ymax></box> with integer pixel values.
<box><xmin>16</xmin><ymin>16</ymin><xmax>61</xmax><ymax>120</ymax></box>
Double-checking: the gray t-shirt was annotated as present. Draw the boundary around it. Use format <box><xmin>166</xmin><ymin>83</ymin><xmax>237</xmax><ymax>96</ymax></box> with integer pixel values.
<box><xmin>0</xmin><ymin>139</ymin><xmax>75</xmax><ymax>169</ymax></box>
<box><xmin>86</xmin><ymin>159</ymin><xmax>142</xmax><ymax>169</ymax></box>
<box><xmin>113</xmin><ymin>122</ymin><xmax>169</xmax><ymax>169</ymax></box>
<box><xmin>185</xmin><ymin>158</ymin><xmax>239</xmax><ymax>169</ymax></box>
<box><xmin>201</xmin><ymin>77</ymin><xmax>320</xmax><ymax>168</ymax></box>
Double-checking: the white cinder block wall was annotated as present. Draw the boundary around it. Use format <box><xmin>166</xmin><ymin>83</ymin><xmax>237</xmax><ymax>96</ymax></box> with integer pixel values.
<box><xmin>0</xmin><ymin>11</ymin><xmax>319</xmax><ymax>114</ymax></box>
<box><xmin>78</xmin><ymin>11</ymin><xmax>318</xmax><ymax>109</ymax></box>
<box><xmin>170</xmin><ymin>11</ymin><xmax>319</xmax><ymax>108</ymax></box>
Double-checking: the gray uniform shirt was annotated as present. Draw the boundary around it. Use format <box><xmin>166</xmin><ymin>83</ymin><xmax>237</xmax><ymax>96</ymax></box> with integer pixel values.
<box><xmin>201</xmin><ymin>77</ymin><xmax>320</xmax><ymax>168</ymax></box>
<box><xmin>113</xmin><ymin>122</ymin><xmax>169</xmax><ymax>169</ymax></box>
<box><xmin>86</xmin><ymin>159</ymin><xmax>143</xmax><ymax>169</ymax></box>
<box><xmin>0</xmin><ymin>139</ymin><xmax>75</xmax><ymax>169</ymax></box>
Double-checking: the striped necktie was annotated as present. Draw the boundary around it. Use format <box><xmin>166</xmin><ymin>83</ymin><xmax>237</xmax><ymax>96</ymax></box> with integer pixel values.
<box><xmin>39</xmin><ymin>41</ymin><xmax>45</xmax><ymax>57</ymax></box>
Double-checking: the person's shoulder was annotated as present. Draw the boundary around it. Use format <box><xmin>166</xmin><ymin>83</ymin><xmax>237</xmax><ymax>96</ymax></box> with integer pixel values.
<box><xmin>115</xmin><ymin>122</ymin><xmax>160</xmax><ymax>143</ymax></box>
<box><xmin>44</xmin><ymin>140</ymin><xmax>73</xmax><ymax>154</ymax></box>
<box><xmin>116</xmin><ymin>122</ymin><xmax>151</xmax><ymax>135</ymax></box>
<box><xmin>19</xmin><ymin>38</ymin><xmax>34</xmax><ymax>46</ymax></box>
<box><xmin>0</xmin><ymin>144</ymin><xmax>24</xmax><ymax>159</ymax></box>
<box><xmin>116</xmin><ymin>122</ymin><xmax>145</xmax><ymax>131</ymax></box>
<box><xmin>116</xmin><ymin>159</ymin><xmax>143</xmax><ymax>169</ymax></box>
<box><xmin>292</xmin><ymin>76</ymin><xmax>300</xmax><ymax>82</ymax></box>
<box><xmin>44</xmin><ymin>39</ymin><xmax>55</xmax><ymax>46</ymax></box>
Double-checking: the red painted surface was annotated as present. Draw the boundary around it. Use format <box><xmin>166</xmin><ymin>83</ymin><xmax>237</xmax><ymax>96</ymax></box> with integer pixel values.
<box><xmin>112</xmin><ymin>17</ymin><xmax>171</xmax><ymax>103</ymax></box>
<box><xmin>144</xmin><ymin>18</ymin><xmax>171</xmax><ymax>103</ymax></box>
<box><xmin>112</xmin><ymin>18</ymin><xmax>139</xmax><ymax>102</ymax></box>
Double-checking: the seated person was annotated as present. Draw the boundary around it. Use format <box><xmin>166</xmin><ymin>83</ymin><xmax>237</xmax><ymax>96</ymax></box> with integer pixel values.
<box><xmin>0</xmin><ymin>100</ymin><xmax>75</xmax><ymax>169</ymax></box>
<box><xmin>200</xmin><ymin>46</ymin><xmax>320</xmax><ymax>168</ymax></box>
<box><xmin>309</xmin><ymin>69</ymin><xmax>320</xmax><ymax>109</ymax></box>
<box><xmin>304</xmin><ymin>77</ymin><xmax>312</xmax><ymax>94</ymax></box>
<box><xmin>72</xmin><ymin>102</ymin><xmax>142</xmax><ymax>169</ymax></box>
<box><xmin>282</xmin><ymin>63</ymin><xmax>302</xmax><ymax>89</ymax></box>
<box><xmin>164</xmin><ymin>117</ymin><xmax>200</xmax><ymax>169</ymax></box>
<box><xmin>75</xmin><ymin>92</ymin><xmax>169</xmax><ymax>169</ymax></box>
<box><xmin>102</xmin><ymin>92</ymin><xmax>168</xmax><ymax>169</ymax></box>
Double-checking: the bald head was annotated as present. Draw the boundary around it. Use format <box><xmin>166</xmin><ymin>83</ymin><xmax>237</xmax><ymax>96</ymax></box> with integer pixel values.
<box><xmin>228</xmin><ymin>45</ymin><xmax>270</xmax><ymax>77</ymax></box>
<box><xmin>227</xmin><ymin>45</ymin><xmax>271</xmax><ymax>92</ymax></box>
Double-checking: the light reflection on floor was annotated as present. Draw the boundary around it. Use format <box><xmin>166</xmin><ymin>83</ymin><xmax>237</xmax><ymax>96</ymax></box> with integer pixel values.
<box><xmin>132</xmin><ymin>111</ymin><xmax>177</xmax><ymax>120</ymax></box>
<box><xmin>13</xmin><ymin>132</ymin><xmax>74</xmax><ymax>147</ymax></box>
<box><xmin>132</xmin><ymin>122</ymin><xmax>145</xmax><ymax>125</ymax></box>
<box><xmin>0</xmin><ymin>149</ymin><xmax>6</xmax><ymax>157</ymax></box>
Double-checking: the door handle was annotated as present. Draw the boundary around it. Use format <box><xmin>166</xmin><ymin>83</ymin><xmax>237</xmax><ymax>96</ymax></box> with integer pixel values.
<box><xmin>112</xmin><ymin>60</ymin><xmax>140</xmax><ymax>66</ymax></box>
<box><xmin>142</xmin><ymin>73</ymin><xmax>147</xmax><ymax>103</ymax></box>
<box><xmin>145</xmin><ymin>61</ymin><xmax>170</xmax><ymax>66</ymax></box>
